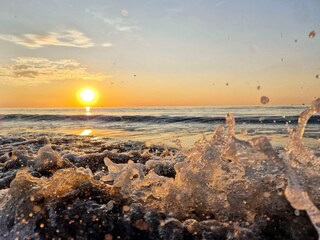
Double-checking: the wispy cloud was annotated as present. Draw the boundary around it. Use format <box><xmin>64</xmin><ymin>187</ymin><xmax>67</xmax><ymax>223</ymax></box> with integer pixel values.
<box><xmin>0</xmin><ymin>30</ymin><xmax>94</xmax><ymax>49</ymax></box>
<box><xmin>86</xmin><ymin>8</ymin><xmax>138</xmax><ymax>33</ymax></box>
<box><xmin>101</xmin><ymin>42</ymin><xmax>112</xmax><ymax>47</ymax></box>
<box><xmin>105</xmin><ymin>18</ymin><xmax>138</xmax><ymax>32</ymax></box>
<box><xmin>0</xmin><ymin>57</ymin><xmax>111</xmax><ymax>85</ymax></box>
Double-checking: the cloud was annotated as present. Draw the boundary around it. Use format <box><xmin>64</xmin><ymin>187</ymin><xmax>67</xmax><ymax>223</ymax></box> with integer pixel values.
<box><xmin>86</xmin><ymin>8</ymin><xmax>138</xmax><ymax>33</ymax></box>
<box><xmin>0</xmin><ymin>57</ymin><xmax>112</xmax><ymax>85</ymax></box>
<box><xmin>0</xmin><ymin>30</ymin><xmax>94</xmax><ymax>49</ymax></box>
<box><xmin>101</xmin><ymin>42</ymin><xmax>112</xmax><ymax>47</ymax></box>
<box><xmin>104</xmin><ymin>17</ymin><xmax>138</xmax><ymax>32</ymax></box>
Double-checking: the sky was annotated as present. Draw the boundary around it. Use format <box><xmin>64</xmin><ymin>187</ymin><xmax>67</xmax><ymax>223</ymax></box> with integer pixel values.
<box><xmin>0</xmin><ymin>0</ymin><xmax>319</xmax><ymax>107</ymax></box>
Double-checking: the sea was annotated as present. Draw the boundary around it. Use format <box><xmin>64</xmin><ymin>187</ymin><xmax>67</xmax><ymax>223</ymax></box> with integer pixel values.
<box><xmin>0</xmin><ymin>104</ymin><xmax>320</xmax><ymax>239</ymax></box>
<box><xmin>0</xmin><ymin>105</ymin><xmax>319</xmax><ymax>150</ymax></box>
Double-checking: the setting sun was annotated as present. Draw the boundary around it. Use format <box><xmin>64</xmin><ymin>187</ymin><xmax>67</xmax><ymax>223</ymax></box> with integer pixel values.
<box><xmin>77</xmin><ymin>88</ymin><xmax>99</xmax><ymax>108</ymax></box>
<box><xmin>80</xmin><ymin>89</ymin><xmax>96</xmax><ymax>103</ymax></box>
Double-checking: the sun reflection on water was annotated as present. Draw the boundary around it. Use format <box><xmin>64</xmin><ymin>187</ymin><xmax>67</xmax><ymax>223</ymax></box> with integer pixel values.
<box><xmin>85</xmin><ymin>106</ymin><xmax>91</xmax><ymax>116</ymax></box>
<box><xmin>79</xmin><ymin>129</ymin><xmax>92</xmax><ymax>136</ymax></box>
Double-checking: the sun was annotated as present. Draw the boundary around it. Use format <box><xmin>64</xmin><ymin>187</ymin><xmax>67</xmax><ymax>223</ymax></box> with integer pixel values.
<box><xmin>80</xmin><ymin>89</ymin><xmax>96</xmax><ymax>103</ymax></box>
<box><xmin>77</xmin><ymin>87</ymin><xmax>99</xmax><ymax>107</ymax></box>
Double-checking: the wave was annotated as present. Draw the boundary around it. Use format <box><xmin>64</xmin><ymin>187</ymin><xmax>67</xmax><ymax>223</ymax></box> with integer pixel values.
<box><xmin>1</xmin><ymin>113</ymin><xmax>319</xmax><ymax>124</ymax></box>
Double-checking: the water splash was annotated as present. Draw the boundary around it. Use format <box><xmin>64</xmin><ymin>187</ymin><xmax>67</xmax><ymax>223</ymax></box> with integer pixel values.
<box><xmin>284</xmin><ymin>98</ymin><xmax>320</xmax><ymax>238</ymax></box>
<box><xmin>0</xmin><ymin>99</ymin><xmax>319</xmax><ymax>239</ymax></box>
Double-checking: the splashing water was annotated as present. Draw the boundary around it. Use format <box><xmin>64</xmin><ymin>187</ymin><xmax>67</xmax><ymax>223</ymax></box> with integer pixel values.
<box><xmin>103</xmin><ymin>99</ymin><xmax>320</xmax><ymax>237</ymax></box>
<box><xmin>0</xmin><ymin>99</ymin><xmax>319</xmax><ymax>239</ymax></box>
<box><xmin>284</xmin><ymin>98</ymin><xmax>320</xmax><ymax>238</ymax></box>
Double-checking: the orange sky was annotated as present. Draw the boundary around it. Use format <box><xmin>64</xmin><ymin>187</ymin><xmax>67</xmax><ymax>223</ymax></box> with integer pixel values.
<box><xmin>0</xmin><ymin>71</ymin><xmax>318</xmax><ymax>108</ymax></box>
<box><xmin>0</xmin><ymin>1</ymin><xmax>319</xmax><ymax>107</ymax></box>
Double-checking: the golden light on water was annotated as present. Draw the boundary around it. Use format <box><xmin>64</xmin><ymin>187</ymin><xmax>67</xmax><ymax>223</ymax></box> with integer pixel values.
<box><xmin>79</xmin><ymin>129</ymin><xmax>92</xmax><ymax>136</ymax></box>
<box><xmin>85</xmin><ymin>106</ymin><xmax>91</xmax><ymax>115</ymax></box>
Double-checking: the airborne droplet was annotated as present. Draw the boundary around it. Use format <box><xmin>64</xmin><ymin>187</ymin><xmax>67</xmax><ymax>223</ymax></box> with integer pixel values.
<box><xmin>260</xmin><ymin>96</ymin><xmax>270</xmax><ymax>104</ymax></box>
<box><xmin>308</xmin><ymin>31</ymin><xmax>316</xmax><ymax>39</ymax></box>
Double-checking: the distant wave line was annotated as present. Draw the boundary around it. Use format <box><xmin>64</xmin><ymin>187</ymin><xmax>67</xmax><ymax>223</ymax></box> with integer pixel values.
<box><xmin>0</xmin><ymin>114</ymin><xmax>319</xmax><ymax>124</ymax></box>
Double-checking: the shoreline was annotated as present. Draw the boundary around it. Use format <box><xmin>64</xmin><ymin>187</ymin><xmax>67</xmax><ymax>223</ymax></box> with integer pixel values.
<box><xmin>0</xmin><ymin>100</ymin><xmax>319</xmax><ymax>239</ymax></box>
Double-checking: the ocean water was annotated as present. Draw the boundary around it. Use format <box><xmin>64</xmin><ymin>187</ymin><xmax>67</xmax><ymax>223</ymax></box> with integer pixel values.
<box><xmin>0</xmin><ymin>102</ymin><xmax>320</xmax><ymax>239</ymax></box>
<box><xmin>0</xmin><ymin>105</ymin><xmax>319</xmax><ymax>149</ymax></box>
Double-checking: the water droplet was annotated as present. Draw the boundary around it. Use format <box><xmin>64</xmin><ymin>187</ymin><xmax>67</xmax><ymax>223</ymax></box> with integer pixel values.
<box><xmin>263</xmin><ymin>192</ymin><xmax>270</xmax><ymax>198</ymax></box>
<box><xmin>250</xmin><ymin>44</ymin><xmax>258</xmax><ymax>53</ymax></box>
<box><xmin>308</xmin><ymin>30</ymin><xmax>316</xmax><ymax>38</ymax></box>
<box><xmin>175</xmin><ymin>139</ymin><xmax>182</xmax><ymax>148</ymax></box>
<box><xmin>134</xmin><ymin>219</ymin><xmax>149</xmax><ymax>231</ymax></box>
<box><xmin>260</xmin><ymin>96</ymin><xmax>270</xmax><ymax>104</ymax></box>
<box><xmin>105</xmin><ymin>233</ymin><xmax>113</xmax><ymax>240</ymax></box>
<box><xmin>240</xmin><ymin>129</ymin><xmax>248</xmax><ymax>136</ymax></box>
<box><xmin>33</xmin><ymin>205</ymin><xmax>41</xmax><ymax>212</ymax></box>
<box><xmin>122</xmin><ymin>205</ymin><xmax>130</xmax><ymax>212</ymax></box>
<box><xmin>121</xmin><ymin>9</ymin><xmax>128</xmax><ymax>17</ymax></box>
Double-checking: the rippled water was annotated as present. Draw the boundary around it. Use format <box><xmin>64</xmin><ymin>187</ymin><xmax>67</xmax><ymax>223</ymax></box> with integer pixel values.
<box><xmin>0</xmin><ymin>106</ymin><xmax>319</xmax><ymax>149</ymax></box>
<box><xmin>0</xmin><ymin>101</ymin><xmax>319</xmax><ymax>239</ymax></box>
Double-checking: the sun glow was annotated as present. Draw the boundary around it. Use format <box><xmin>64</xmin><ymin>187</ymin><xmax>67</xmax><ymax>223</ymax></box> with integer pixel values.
<box><xmin>80</xmin><ymin>89</ymin><xmax>96</xmax><ymax>103</ymax></box>
<box><xmin>78</xmin><ymin>88</ymin><xmax>99</xmax><ymax>107</ymax></box>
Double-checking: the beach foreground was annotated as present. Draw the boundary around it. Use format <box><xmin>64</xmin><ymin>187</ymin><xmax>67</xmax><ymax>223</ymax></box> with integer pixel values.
<box><xmin>0</xmin><ymin>100</ymin><xmax>319</xmax><ymax>240</ymax></box>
